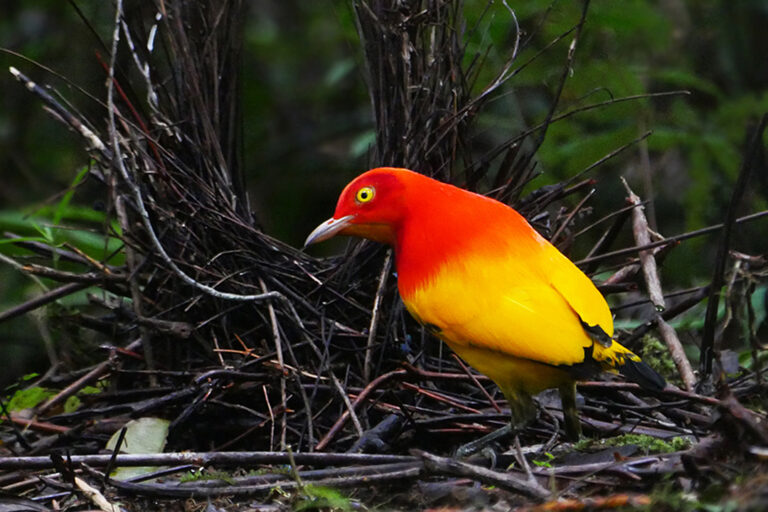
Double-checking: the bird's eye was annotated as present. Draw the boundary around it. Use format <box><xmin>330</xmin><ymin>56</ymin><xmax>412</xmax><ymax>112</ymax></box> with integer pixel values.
<box><xmin>355</xmin><ymin>186</ymin><xmax>375</xmax><ymax>204</ymax></box>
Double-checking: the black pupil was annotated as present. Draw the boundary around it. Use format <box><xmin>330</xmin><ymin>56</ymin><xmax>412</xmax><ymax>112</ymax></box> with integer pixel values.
<box><xmin>361</xmin><ymin>190</ymin><xmax>368</xmax><ymax>199</ymax></box>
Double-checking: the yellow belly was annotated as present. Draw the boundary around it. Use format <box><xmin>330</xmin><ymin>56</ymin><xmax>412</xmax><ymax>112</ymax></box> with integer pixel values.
<box><xmin>448</xmin><ymin>341</ymin><xmax>573</xmax><ymax>397</ymax></box>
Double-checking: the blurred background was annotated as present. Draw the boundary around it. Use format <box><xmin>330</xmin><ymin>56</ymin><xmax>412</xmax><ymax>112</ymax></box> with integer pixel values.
<box><xmin>1</xmin><ymin>0</ymin><xmax>767</xmax><ymax>386</ymax></box>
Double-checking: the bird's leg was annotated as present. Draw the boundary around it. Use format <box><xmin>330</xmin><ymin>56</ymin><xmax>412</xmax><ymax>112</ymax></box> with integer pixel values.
<box><xmin>559</xmin><ymin>381</ymin><xmax>582</xmax><ymax>441</ymax></box>
<box><xmin>455</xmin><ymin>392</ymin><xmax>536</xmax><ymax>458</ymax></box>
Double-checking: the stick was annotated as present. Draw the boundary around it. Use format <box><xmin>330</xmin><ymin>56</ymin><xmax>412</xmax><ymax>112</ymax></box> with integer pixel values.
<box><xmin>36</xmin><ymin>338</ymin><xmax>143</xmax><ymax>415</ymax></box>
<box><xmin>622</xmin><ymin>178</ymin><xmax>696</xmax><ymax>391</ymax></box>
<box><xmin>0</xmin><ymin>451</ymin><xmax>418</xmax><ymax>470</ymax></box>
<box><xmin>416</xmin><ymin>449</ymin><xmax>551</xmax><ymax>500</ymax></box>
<box><xmin>577</xmin><ymin>209</ymin><xmax>768</xmax><ymax>267</ymax></box>
<box><xmin>0</xmin><ymin>282</ymin><xmax>89</xmax><ymax>324</ymax></box>
<box><xmin>260</xmin><ymin>278</ymin><xmax>287</xmax><ymax>450</ymax></box>
<box><xmin>9</xmin><ymin>67</ymin><xmax>108</xmax><ymax>155</ymax></box>
<box><xmin>700</xmin><ymin>114</ymin><xmax>768</xmax><ymax>382</ymax></box>
<box><xmin>364</xmin><ymin>250</ymin><xmax>392</xmax><ymax>383</ymax></box>
<box><xmin>75</xmin><ymin>476</ymin><xmax>123</xmax><ymax>512</ymax></box>
<box><xmin>315</xmin><ymin>369</ymin><xmax>406</xmax><ymax>451</ymax></box>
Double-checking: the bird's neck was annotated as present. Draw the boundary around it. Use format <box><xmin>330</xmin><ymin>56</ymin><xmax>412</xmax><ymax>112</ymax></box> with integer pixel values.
<box><xmin>393</xmin><ymin>192</ymin><xmax>539</xmax><ymax>297</ymax></box>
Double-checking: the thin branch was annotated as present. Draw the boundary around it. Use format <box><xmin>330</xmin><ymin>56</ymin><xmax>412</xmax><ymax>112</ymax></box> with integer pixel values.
<box><xmin>315</xmin><ymin>369</ymin><xmax>406</xmax><ymax>451</ymax></box>
<box><xmin>700</xmin><ymin>114</ymin><xmax>768</xmax><ymax>382</ymax></box>
<box><xmin>0</xmin><ymin>451</ymin><xmax>418</xmax><ymax>470</ymax></box>
<box><xmin>0</xmin><ymin>282</ymin><xmax>89</xmax><ymax>324</ymax></box>
<box><xmin>622</xmin><ymin>178</ymin><xmax>696</xmax><ymax>390</ymax></box>
<box><xmin>416</xmin><ymin>449</ymin><xmax>551</xmax><ymax>500</ymax></box>
<box><xmin>364</xmin><ymin>250</ymin><xmax>392</xmax><ymax>383</ymax></box>
<box><xmin>576</xmin><ymin>209</ymin><xmax>768</xmax><ymax>267</ymax></box>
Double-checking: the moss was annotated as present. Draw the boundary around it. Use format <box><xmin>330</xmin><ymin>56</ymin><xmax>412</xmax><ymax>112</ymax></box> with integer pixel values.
<box><xmin>638</xmin><ymin>335</ymin><xmax>677</xmax><ymax>378</ymax></box>
<box><xmin>293</xmin><ymin>484</ymin><xmax>354</xmax><ymax>512</ymax></box>
<box><xmin>577</xmin><ymin>433</ymin><xmax>691</xmax><ymax>454</ymax></box>
<box><xmin>180</xmin><ymin>468</ymin><xmax>236</xmax><ymax>485</ymax></box>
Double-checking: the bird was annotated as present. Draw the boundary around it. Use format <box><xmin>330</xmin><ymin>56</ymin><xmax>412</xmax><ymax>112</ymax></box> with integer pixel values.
<box><xmin>305</xmin><ymin>167</ymin><xmax>665</xmax><ymax>442</ymax></box>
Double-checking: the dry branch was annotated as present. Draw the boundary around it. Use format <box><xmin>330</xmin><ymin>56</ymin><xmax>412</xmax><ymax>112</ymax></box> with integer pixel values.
<box><xmin>416</xmin><ymin>450</ymin><xmax>551</xmax><ymax>500</ymax></box>
<box><xmin>622</xmin><ymin>178</ymin><xmax>696</xmax><ymax>390</ymax></box>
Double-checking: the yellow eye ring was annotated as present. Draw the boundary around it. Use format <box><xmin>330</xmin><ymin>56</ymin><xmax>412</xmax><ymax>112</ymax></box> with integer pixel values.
<box><xmin>355</xmin><ymin>186</ymin><xmax>375</xmax><ymax>204</ymax></box>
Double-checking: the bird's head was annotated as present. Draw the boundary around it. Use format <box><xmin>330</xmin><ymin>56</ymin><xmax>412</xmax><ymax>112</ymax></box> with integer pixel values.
<box><xmin>304</xmin><ymin>167</ymin><xmax>414</xmax><ymax>247</ymax></box>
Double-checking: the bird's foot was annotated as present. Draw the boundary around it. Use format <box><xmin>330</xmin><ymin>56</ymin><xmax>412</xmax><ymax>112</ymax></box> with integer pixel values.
<box><xmin>455</xmin><ymin>423</ymin><xmax>514</xmax><ymax>459</ymax></box>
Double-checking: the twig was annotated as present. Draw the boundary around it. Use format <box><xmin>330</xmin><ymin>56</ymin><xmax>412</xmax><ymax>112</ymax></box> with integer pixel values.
<box><xmin>700</xmin><ymin>114</ymin><xmax>768</xmax><ymax>383</ymax></box>
<box><xmin>619</xmin><ymin>285</ymin><xmax>710</xmax><ymax>345</ymax></box>
<box><xmin>315</xmin><ymin>369</ymin><xmax>406</xmax><ymax>451</ymax></box>
<box><xmin>451</xmin><ymin>354</ymin><xmax>502</xmax><ymax>413</ymax></box>
<box><xmin>8</xmin><ymin>414</ymin><xmax>70</xmax><ymax>434</ymax></box>
<box><xmin>525</xmin><ymin>0</ymin><xmax>592</xmax><ymax>166</ymax></box>
<box><xmin>115</xmin><ymin>194</ymin><xmax>155</xmax><ymax>384</ymax></box>
<box><xmin>415</xmin><ymin>449</ymin><xmax>551</xmax><ymax>500</ymax></box>
<box><xmin>364</xmin><ymin>250</ymin><xmax>392</xmax><ymax>383</ymax></box>
<box><xmin>623</xmin><ymin>179</ymin><xmax>664</xmax><ymax>310</ymax></box>
<box><xmin>550</xmin><ymin>188</ymin><xmax>595</xmax><ymax>245</ymax></box>
<box><xmin>517</xmin><ymin>494</ymin><xmax>652</xmax><ymax>512</ymax></box>
<box><xmin>9</xmin><ymin>66</ymin><xmax>108</xmax><ymax>155</ymax></box>
<box><xmin>259</xmin><ymin>278</ymin><xmax>287</xmax><ymax>450</ymax></box>
<box><xmin>330</xmin><ymin>373</ymin><xmax>365</xmax><ymax>441</ymax></box>
<box><xmin>578</xmin><ymin>381</ymin><xmax>721</xmax><ymax>405</ymax></box>
<box><xmin>513</xmin><ymin>435</ymin><xmax>540</xmax><ymax>489</ymax></box>
<box><xmin>0</xmin><ymin>451</ymin><xmax>417</xmax><ymax>470</ymax></box>
<box><xmin>622</xmin><ymin>178</ymin><xmax>696</xmax><ymax>390</ymax></box>
<box><xmin>104</xmin><ymin>462</ymin><xmax>422</xmax><ymax>498</ymax></box>
<box><xmin>577</xmin><ymin>209</ymin><xmax>768</xmax><ymax>267</ymax></box>
<box><xmin>36</xmin><ymin>338</ymin><xmax>143</xmax><ymax>415</ymax></box>
<box><xmin>0</xmin><ymin>282</ymin><xmax>89</xmax><ymax>324</ymax></box>
<box><xmin>75</xmin><ymin>476</ymin><xmax>123</xmax><ymax>512</ymax></box>
<box><xmin>400</xmin><ymin>382</ymin><xmax>482</xmax><ymax>414</ymax></box>
<box><xmin>17</xmin><ymin>263</ymin><xmax>123</xmax><ymax>283</ymax></box>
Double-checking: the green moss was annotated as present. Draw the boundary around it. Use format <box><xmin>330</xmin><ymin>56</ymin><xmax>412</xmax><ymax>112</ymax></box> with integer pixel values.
<box><xmin>532</xmin><ymin>452</ymin><xmax>555</xmax><ymax>468</ymax></box>
<box><xmin>294</xmin><ymin>484</ymin><xmax>354</xmax><ymax>512</ymax></box>
<box><xmin>180</xmin><ymin>468</ymin><xmax>236</xmax><ymax>485</ymax></box>
<box><xmin>638</xmin><ymin>335</ymin><xmax>677</xmax><ymax>378</ymax></box>
<box><xmin>583</xmin><ymin>433</ymin><xmax>691</xmax><ymax>455</ymax></box>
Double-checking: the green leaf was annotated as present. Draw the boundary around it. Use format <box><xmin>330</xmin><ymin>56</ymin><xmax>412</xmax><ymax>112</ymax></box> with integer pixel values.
<box><xmin>106</xmin><ymin>417</ymin><xmax>171</xmax><ymax>481</ymax></box>
<box><xmin>64</xmin><ymin>395</ymin><xmax>81</xmax><ymax>413</ymax></box>
<box><xmin>54</xmin><ymin>164</ymin><xmax>90</xmax><ymax>227</ymax></box>
<box><xmin>6</xmin><ymin>387</ymin><xmax>55</xmax><ymax>411</ymax></box>
<box><xmin>0</xmin><ymin>236</ymin><xmax>48</xmax><ymax>245</ymax></box>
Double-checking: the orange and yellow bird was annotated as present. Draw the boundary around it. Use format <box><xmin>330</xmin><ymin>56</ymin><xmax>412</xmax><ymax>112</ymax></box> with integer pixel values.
<box><xmin>305</xmin><ymin>167</ymin><xmax>665</xmax><ymax>441</ymax></box>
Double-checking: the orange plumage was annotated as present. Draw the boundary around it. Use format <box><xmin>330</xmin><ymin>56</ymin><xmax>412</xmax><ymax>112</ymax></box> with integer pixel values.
<box><xmin>306</xmin><ymin>167</ymin><xmax>665</xmax><ymax>439</ymax></box>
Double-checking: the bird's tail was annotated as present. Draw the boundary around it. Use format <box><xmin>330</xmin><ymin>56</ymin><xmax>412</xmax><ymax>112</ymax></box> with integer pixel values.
<box><xmin>618</xmin><ymin>356</ymin><xmax>666</xmax><ymax>391</ymax></box>
<box><xmin>594</xmin><ymin>341</ymin><xmax>666</xmax><ymax>391</ymax></box>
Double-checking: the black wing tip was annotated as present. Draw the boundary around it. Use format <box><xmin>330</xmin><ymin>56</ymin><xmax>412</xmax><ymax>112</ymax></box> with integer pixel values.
<box><xmin>620</xmin><ymin>358</ymin><xmax>667</xmax><ymax>391</ymax></box>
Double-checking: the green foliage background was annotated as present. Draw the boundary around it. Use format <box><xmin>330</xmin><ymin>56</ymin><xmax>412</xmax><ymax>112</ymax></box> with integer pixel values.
<box><xmin>1</xmin><ymin>1</ymin><xmax>767</xmax><ymax>386</ymax></box>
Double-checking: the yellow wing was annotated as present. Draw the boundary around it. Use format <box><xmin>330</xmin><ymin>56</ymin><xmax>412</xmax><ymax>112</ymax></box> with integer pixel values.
<box><xmin>401</xmin><ymin>242</ymin><xmax>613</xmax><ymax>369</ymax></box>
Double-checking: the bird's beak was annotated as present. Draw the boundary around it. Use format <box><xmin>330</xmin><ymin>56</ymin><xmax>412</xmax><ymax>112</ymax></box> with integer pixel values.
<box><xmin>304</xmin><ymin>215</ymin><xmax>355</xmax><ymax>248</ymax></box>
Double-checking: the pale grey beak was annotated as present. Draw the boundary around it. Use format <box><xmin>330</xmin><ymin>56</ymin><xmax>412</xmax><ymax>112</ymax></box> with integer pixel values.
<box><xmin>304</xmin><ymin>215</ymin><xmax>355</xmax><ymax>248</ymax></box>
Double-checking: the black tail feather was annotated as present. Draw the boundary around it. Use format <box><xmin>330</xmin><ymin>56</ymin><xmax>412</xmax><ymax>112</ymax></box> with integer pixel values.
<box><xmin>620</xmin><ymin>358</ymin><xmax>666</xmax><ymax>391</ymax></box>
